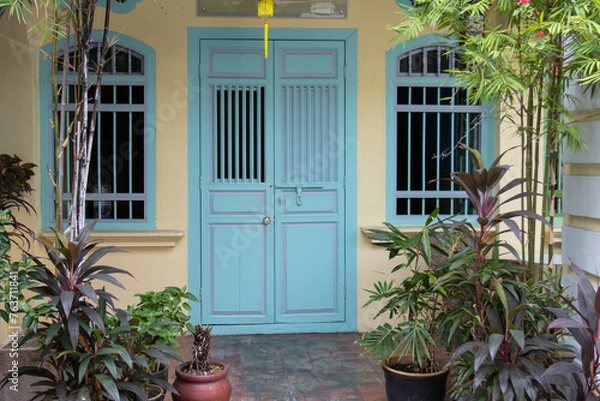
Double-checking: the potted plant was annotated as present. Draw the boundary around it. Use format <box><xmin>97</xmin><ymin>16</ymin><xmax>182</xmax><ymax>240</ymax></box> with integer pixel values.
<box><xmin>360</xmin><ymin>145</ymin><xmax>562</xmax><ymax>400</ymax></box>
<box><xmin>544</xmin><ymin>262</ymin><xmax>600</xmax><ymax>400</ymax></box>
<box><xmin>358</xmin><ymin>209</ymin><xmax>460</xmax><ymax>400</ymax></box>
<box><xmin>0</xmin><ymin>222</ymin><xmax>176</xmax><ymax>401</ymax></box>
<box><xmin>429</xmin><ymin>145</ymin><xmax>569</xmax><ymax>399</ymax></box>
<box><xmin>172</xmin><ymin>324</ymin><xmax>231</xmax><ymax>401</ymax></box>
<box><xmin>122</xmin><ymin>286</ymin><xmax>198</xmax><ymax>381</ymax></box>
<box><xmin>0</xmin><ymin>154</ymin><xmax>39</xmax><ymax>326</ymax></box>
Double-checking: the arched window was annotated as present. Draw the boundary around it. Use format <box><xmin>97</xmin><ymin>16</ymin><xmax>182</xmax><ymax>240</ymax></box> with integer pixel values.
<box><xmin>386</xmin><ymin>35</ymin><xmax>492</xmax><ymax>221</ymax></box>
<box><xmin>40</xmin><ymin>34</ymin><xmax>156</xmax><ymax>229</ymax></box>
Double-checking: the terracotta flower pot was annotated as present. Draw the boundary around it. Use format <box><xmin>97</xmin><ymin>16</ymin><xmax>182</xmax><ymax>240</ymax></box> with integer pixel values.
<box><xmin>172</xmin><ymin>360</ymin><xmax>232</xmax><ymax>401</ymax></box>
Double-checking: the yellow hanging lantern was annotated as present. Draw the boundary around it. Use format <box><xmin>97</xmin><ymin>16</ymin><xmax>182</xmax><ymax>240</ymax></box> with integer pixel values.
<box><xmin>258</xmin><ymin>0</ymin><xmax>274</xmax><ymax>58</ymax></box>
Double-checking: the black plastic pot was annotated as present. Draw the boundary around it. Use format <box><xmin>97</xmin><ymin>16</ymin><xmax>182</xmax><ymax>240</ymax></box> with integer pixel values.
<box><xmin>146</xmin><ymin>384</ymin><xmax>165</xmax><ymax>401</ymax></box>
<box><xmin>382</xmin><ymin>357</ymin><xmax>449</xmax><ymax>401</ymax></box>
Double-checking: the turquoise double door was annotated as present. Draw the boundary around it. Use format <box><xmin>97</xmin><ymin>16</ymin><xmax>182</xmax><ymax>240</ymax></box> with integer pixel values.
<box><xmin>198</xmin><ymin>39</ymin><xmax>347</xmax><ymax>332</ymax></box>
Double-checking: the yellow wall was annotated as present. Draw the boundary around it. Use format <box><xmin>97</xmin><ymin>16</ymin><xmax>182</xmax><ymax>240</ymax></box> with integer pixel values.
<box><xmin>0</xmin><ymin>0</ymin><xmax>521</xmax><ymax>338</ymax></box>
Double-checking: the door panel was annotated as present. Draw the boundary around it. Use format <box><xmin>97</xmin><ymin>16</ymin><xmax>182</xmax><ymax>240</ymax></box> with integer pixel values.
<box><xmin>200</xmin><ymin>40</ymin><xmax>274</xmax><ymax>325</ymax></box>
<box><xmin>274</xmin><ymin>41</ymin><xmax>346</xmax><ymax>323</ymax></box>
<box><xmin>200</xmin><ymin>39</ymin><xmax>345</xmax><ymax>329</ymax></box>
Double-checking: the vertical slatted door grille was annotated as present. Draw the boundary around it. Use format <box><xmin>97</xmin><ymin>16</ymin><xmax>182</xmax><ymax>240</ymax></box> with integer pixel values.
<box><xmin>211</xmin><ymin>84</ymin><xmax>266</xmax><ymax>184</ymax></box>
<box><xmin>280</xmin><ymin>85</ymin><xmax>338</xmax><ymax>184</ymax></box>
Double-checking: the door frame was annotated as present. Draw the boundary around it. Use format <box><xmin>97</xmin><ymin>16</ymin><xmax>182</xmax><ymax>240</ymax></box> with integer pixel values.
<box><xmin>187</xmin><ymin>27</ymin><xmax>358</xmax><ymax>335</ymax></box>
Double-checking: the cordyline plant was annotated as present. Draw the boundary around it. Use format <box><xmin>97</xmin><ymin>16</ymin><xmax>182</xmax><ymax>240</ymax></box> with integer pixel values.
<box><xmin>0</xmin><ymin>155</ymin><xmax>39</xmax><ymax>325</ymax></box>
<box><xmin>0</xmin><ymin>222</ymin><xmax>177</xmax><ymax>401</ymax></box>
<box><xmin>390</xmin><ymin>0</ymin><xmax>600</xmax><ymax>281</ymax></box>
<box><xmin>437</xmin><ymin>144</ymin><xmax>551</xmax><ymax>343</ymax></box>
<box><xmin>545</xmin><ymin>263</ymin><xmax>600</xmax><ymax>400</ymax></box>
<box><xmin>0</xmin><ymin>154</ymin><xmax>36</xmax><ymax>245</ymax></box>
<box><xmin>449</xmin><ymin>268</ymin><xmax>569</xmax><ymax>400</ymax></box>
<box><xmin>435</xmin><ymin>146</ymin><xmax>569</xmax><ymax>399</ymax></box>
<box><xmin>0</xmin><ymin>0</ymin><xmax>115</xmax><ymax>239</ymax></box>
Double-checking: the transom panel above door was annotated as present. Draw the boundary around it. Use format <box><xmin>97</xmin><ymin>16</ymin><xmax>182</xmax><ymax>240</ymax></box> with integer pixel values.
<box><xmin>198</xmin><ymin>39</ymin><xmax>346</xmax><ymax>333</ymax></box>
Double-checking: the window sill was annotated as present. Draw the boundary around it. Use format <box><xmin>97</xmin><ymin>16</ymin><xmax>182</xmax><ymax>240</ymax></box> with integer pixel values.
<box><xmin>40</xmin><ymin>229</ymin><xmax>185</xmax><ymax>248</ymax></box>
<box><xmin>361</xmin><ymin>225</ymin><xmax>423</xmax><ymax>245</ymax></box>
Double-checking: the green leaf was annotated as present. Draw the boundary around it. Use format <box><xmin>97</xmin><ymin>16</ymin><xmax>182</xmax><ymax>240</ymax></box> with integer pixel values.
<box><xmin>95</xmin><ymin>373</ymin><xmax>120</xmax><ymax>401</ymax></box>
<box><xmin>509</xmin><ymin>329</ymin><xmax>525</xmax><ymax>350</ymax></box>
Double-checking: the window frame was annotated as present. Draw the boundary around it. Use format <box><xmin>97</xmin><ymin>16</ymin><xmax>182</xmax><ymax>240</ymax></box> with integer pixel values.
<box><xmin>39</xmin><ymin>32</ymin><xmax>156</xmax><ymax>230</ymax></box>
<box><xmin>385</xmin><ymin>34</ymin><xmax>495</xmax><ymax>224</ymax></box>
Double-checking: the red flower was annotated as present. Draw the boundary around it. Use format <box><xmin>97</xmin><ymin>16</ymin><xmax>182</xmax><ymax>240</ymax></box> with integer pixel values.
<box><xmin>517</xmin><ymin>0</ymin><xmax>529</xmax><ymax>5</ymax></box>
<box><xmin>536</xmin><ymin>31</ymin><xmax>544</xmax><ymax>37</ymax></box>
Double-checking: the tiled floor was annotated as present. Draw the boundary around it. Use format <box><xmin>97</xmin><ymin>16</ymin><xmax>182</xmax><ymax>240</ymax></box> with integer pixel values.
<box><xmin>1</xmin><ymin>332</ymin><xmax>387</xmax><ymax>401</ymax></box>
<box><xmin>173</xmin><ymin>332</ymin><xmax>387</xmax><ymax>401</ymax></box>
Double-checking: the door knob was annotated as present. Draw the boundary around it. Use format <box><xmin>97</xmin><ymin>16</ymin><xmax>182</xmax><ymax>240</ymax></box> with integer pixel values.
<box><xmin>263</xmin><ymin>216</ymin><xmax>271</xmax><ymax>225</ymax></box>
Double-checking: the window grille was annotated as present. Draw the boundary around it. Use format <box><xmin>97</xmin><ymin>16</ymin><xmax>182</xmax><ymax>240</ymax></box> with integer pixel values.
<box><xmin>54</xmin><ymin>43</ymin><xmax>148</xmax><ymax>223</ymax></box>
<box><xmin>391</xmin><ymin>45</ymin><xmax>485</xmax><ymax>218</ymax></box>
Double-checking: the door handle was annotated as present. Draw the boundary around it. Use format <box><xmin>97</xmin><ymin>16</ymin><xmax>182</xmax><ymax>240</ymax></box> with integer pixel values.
<box><xmin>275</xmin><ymin>185</ymin><xmax>324</xmax><ymax>206</ymax></box>
<box><xmin>263</xmin><ymin>216</ymin><xmax>271</xmax><ymax>225</ymax></box>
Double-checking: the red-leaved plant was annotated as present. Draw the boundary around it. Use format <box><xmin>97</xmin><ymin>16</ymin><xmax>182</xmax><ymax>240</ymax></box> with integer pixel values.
<box><xmin>545</xmin><ymin>263</ymin><xmax>600</xmax><ymax>400</ymax></box>
<box><xmin>436</xmin><ymin>144</ymin><xmax>551</xmax><ymax>343</ymax></box>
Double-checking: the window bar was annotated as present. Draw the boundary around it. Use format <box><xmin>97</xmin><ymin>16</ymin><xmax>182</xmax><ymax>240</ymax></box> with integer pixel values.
<box><xmin>241</xmin><ymin>86</ymin><xmax>247</xmax><ymax>183</ymax></box>
<box><xmin>290</xmin><ymin>86</ymin><xmax>296</xmax><ymax>183</ymax></box>
<box><xmin>234</xmin><ymin>86</ymin><xmax>240</xmax><ymax>183</ymax></box>
<box><xmin>333</xmin><ymin>86</ymin><xmax>338</xmax><ymax>181</ymax></box>
<box><xmin>298</xmin><ymin>86</ymin><xmax>304</xmax><ymax>184</ymax></box>
<box><xmin>127</xmin><ymin>49</ymin><xmax>132</xmax><ymax>75</ymax></box>
<box><xmin>313</xmin><ymin>87</ymin><xmax>319</xmax><ymax>183</ymax></box>
<box><xmin>112</xmin><ymin>112</ymin><xmax>118</xmax><ymax>218</ymax></box>
<box><xmin>250</xmin><ymin>86</ymin><xmax>256</xmax><ymax>183</ymax></box>
<box><xmin>66</xmin><ymin>110</ymin><xmax>72</xmax><ymax>199</ymax></box>
<box><xmin>330</xmin><ymin>87</ymin><xmax>337</xmax><ymax>181</ymax></box>
<box><xmin>95</xmin><ymin>46</ymin><xmax>101</xmax><ymax>72</ymax></box>
<box><xmin>294</xmin><ymin>86</ymin><xmax>300</xmax><ymax>183</ymax></box>
<box><xmin>316</xmin><ymin>86</ymin><xmax>323</xmax><ymax>182</ymax></box>
<box><xmin>324</xmin><ymin>87</ymin><xmax>330</xmax><ymax>182</ymax></box>
<box><xmin>421</xmin><ymin>108</ymin><xmax>426</xmax><ymax>213</ymax></box>
<box><xmin>282</xmin><ymin>87</ymin><xmax>288</xmax><ymax>183</ymax></box>
<box><xmin>308</xmin><ymin>86</ymin><xmax>314</xmax><ymax>183</ymax></box>
<box><xmin>111</xmin><ymin>47</ymin><xmax>116</xmax><ymax>74</ymax></box>
<box><xmin>128</xmin><ymin>109</ymin><xmax>133</xmax><ymax>219</ymax></box>
<box><xmin>244</xmin><ymin>86</ymin><xmax>254</xmax><ymax>183</ymax></box>
<box><xmin>294</xmin><ymin>86</ymin><xmax>301</xmax><ymax>183</ymax></box>
<box><xmin>464</xmin><ymin>112</ymin><xmax>472</xmax><ymax>214</ymax></box>
<box><xmin>304</xmin><ymin>86</ymin><xmax>310</xmax><ymax>183</ymax></box>
<box><xmin>406</xmin><ymin>87</ymin><xmax>413</xmax><ymax>213</ymax></box>
<box><xmin>213</xmin><ymin>87</ymin><xmax>219</xmax><ymax>182</ymax></box>
<box><xmin>450</xmin><ymin>111</ymin><xmax>456</xmax><ymax>214</ymax></box>
<box><xmin>306</xmin><ymin>86</ymin><xmax>312</xmax><ymax>182</ymax></box>
<box><xmin>218</xmin><ymin>86</ymin><xmax>225</xmax><ymax>183</ymax></box>
<box><xmin>249</xmin><ymin>86</ymin><xmax>255</xmax><ymax>183</ymax></box>
<box><xmin>465</xmin><ymin>112</ymin><xmax>471</xmax><ymax>153</ymax></box>
<box><xmin>436</xmin><ymin>109</ymin><xmax>441</xmax><ymax>193</ymax></box>
<box><xmin>257</xmin><ymin>86</ymin><xmax>263</xmax><ymax>184</ymax></box>
<box><xmin>226</xmin><ymin>85</ymin><xmax>233</xmax><ymax>183</ymax></box>
<box><xmin>96</xmin><ymin>111</ymin><xmax>102</xmax><ymax>198</ymax></box>
<box><xmin>281</xmin><ymin>87</ymin><xmax>287</xmax><ymax>183</ymax></box>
